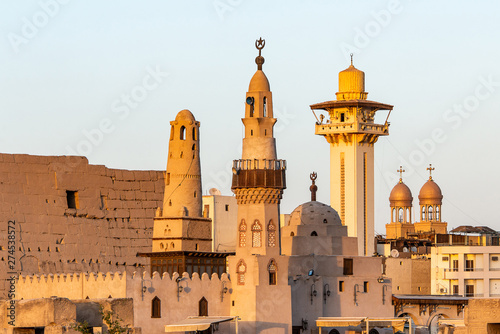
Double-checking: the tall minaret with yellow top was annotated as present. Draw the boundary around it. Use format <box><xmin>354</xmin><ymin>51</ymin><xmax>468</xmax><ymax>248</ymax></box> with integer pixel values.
<box><xmin>311</xmin><ymin>56</ymin><xmax>393</xmax><ymax>256</ymax></box>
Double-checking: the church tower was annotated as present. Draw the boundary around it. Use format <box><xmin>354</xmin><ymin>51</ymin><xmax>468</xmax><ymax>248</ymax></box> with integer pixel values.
<box><xmin>414</xmin><ymin>164</ymin><xmax>447</xmax><ymax>234</ymax></box>
<box><xmin>228</xmin><ymin>38</ymin><xmax>292</xmax><ymax>333</ymax></box>
<box><xmin>311</xmin><ymin>56</ymin><xmax>393</xmax><ymax>256</ymax></box>
<box><xmin>385</xmin><ymin>166</ymin><xmax>415</xmax><ymax>239</ymax></box>
<box><xmin>152</xmin><ymin>109</ymin><xmax>211</xmax><ymax>252</ymax></box>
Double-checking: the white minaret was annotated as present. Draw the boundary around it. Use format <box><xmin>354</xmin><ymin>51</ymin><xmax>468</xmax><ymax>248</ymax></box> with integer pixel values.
<box><xmin>228</xmin><ymin>38</ymin><xmax>292</xmax><ymax>333</ymax></box>
<box><xmin>311</xmin><ymin>56</ymin><xmax>393</xmax><ymax>256</ymax></box>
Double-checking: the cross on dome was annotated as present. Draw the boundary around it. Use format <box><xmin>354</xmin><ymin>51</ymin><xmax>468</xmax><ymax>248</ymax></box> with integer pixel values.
<box><xmin>397</xmin><ymin>166</ymin><xmax>405</xmax><ymax>183</ymax></box>
<box><xmin>427</xmin><ymin>164</ymin><xmax>435</xmax><ymax>180</ymax></box>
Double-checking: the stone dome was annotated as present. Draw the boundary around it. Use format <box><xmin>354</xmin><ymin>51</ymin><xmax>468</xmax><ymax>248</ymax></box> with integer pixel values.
<box><xmin>389</xmin><ymin>181</ymin><xmax>413</xmax><ymax>207</ymax></box>
<box><xmin>288</xmin><ymin>201</ymin><xmax>342</xmax><ymax>227</ymax></box>
<box><xmin>248</xmin><ymin>70</ymin><xmax>270</xmax><ymax>92</ymax></box>
<box><xmin>418</xmin><ymin>179</ymin><xmax>443</xmax><ymax>205</ymax></box>
<box><xmin>175</xmin><ymin>109</ymin><xmax>195</xmax><ymax>121</ymax></box>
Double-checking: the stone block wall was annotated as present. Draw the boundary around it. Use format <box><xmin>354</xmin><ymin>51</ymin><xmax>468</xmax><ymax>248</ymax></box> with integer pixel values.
<box><xmin>0</xmin><ymin>153</ymin><xmax>165</xmax><ymax>297</ymax></box>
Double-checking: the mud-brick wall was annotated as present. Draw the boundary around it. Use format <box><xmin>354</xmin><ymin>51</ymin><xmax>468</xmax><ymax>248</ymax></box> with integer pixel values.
<box><xmin>0</xmin><ymin>153</ymin><xmax>165</xmax><ymax>297</ymax></box>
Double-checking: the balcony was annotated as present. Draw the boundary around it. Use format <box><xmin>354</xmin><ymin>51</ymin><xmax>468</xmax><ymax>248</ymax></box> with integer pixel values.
<box><xmin>232</xmin><ymin>159</ymin><xmax>286</xmax><ymax>190</ymax></box>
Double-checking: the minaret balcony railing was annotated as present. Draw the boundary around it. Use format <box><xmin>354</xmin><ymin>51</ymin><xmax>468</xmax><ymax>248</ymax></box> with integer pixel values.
<box><xmin>231</xmin><ymin>159</ymin><xmax>286</xmax><ymax>190</ymax></box>
<box><xmin>315</xmin><ymin>122</ymin><xmax>388</xmax><ymax>135</ymax></box>
<box><xmin>232</xmin><ymin>159</ymin><xmax>286</xmax><ymax>171</ymax></box>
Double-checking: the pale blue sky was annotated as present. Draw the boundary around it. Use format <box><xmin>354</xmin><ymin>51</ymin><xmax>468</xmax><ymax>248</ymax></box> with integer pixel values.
<box><xmin>1</xmin><ymin>0</ymin><xmax>500</xmax><ymax>234</ymax></box>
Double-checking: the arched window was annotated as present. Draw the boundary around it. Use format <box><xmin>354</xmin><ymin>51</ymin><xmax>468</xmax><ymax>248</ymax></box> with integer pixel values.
<box><xmin>398</xmin><ymin>208</ymin><xmax>404</xmax><ymax>222</ymax></box>
<box><xmin>169</xmin><ymin>125</ymin><xmax>174</xmax><ymax>141</ymax></box>
<box><xmin>198</xmin><ymin>297</ymin><xmax>208</xmax><ymax>316</ymax></box>
<box><xmin>192</xmin><ymin>127</ymin><xmax>197</xmax><ymax>140</ymax></box>
<box><xmin>421</xmin><ymin>206</ymin><xmax>426</xmax><ymax>221</ymax></box>
<box><xmin>236</xmin><ymin>259</ymin><xmax>246</xmax><ymax>285</ymax></box>
<box><xmin>263</xmin><ymin>97</ymin><xmax>267</xmax><ymax>117</ymax></box>
<box><xmin>160</xmin><ymin>243</ymin><xmax>164</xmax><ymax>250</ymax></box>
<box><xmin>192</xmin><ymin>144</ymin><xmax>196</xmax><ymax>151</ymax></box>
<box><xmin>407</xmin><ymin>208</ymin><xmax>411</xmax><ymax>223</ymax></box>
<box><xmin>250</xmin><ymin>104</ymin><xmax>254</xmax><ymax>117</ymax></box>
<box><xmin>323</xmin><ymin>219</ymin><xmax>328</xmax><ymax>224</ymax></box>
<box><xmin>268</xmin><ymin>259</ymin><xmax>277</xmax><ymax>285</ymax></box>
<box><xmin>310</xmin><ymin>231</ymin><xmax>318</xmax><ymax>236</ymax></box>
<box><xmin>252</xmin><ymin>221</ymin><xmax>262</xmax><ymax>247</ymax></box>
<box><xmin>239</xmin><ymin>220</ymin><xmax>247</xmax><ymax>247</ymax></box>
<box><xmin>267</xmin><ymin>220</ymin><xmax>276</xmax><ymax>247</ymax></box>
<box><xmin>428</xmin><ymin>205</ymin><xmax>433</xmax><ymax>221</ymax></box>
<box><xmin>290</xmin><ymin>232</ymin><xmax>295</xmax><ymax>237</ymax></box>
<box><xmin>392</xmin><ymin>208</ymin><xmax>396</xmax><ymax>222</ymax></box>
<box><xmin>151</xmin><ymin>296</ymin><xmax>161</xmax><ymax>318</ymax></box>
<box><xmin>329</xmin><ymin>329</ymin><xmax>340</xmax><ymax>334</ymax></box>
<box><xmin>436</xmin><ymin>206</ymin><xmax>440</xmax><ymax>221</ymax></box>
<box><xmin>180</xmin><ymin>126</ymin><xmax>186</xmax><ymax>140</ymax></box>
<box><xmin>193</xmin><ymin>191</ymin><xmax>197</xmax><ymax>198</ymax></box>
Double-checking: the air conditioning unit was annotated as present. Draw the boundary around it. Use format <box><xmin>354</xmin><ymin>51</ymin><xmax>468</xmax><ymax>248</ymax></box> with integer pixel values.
<box><xmin>442</xmin><ymin>256</ymin><xmax>449</xmax><ymax>261</ymax></box>
<box><xmin>492</xmin><ymin>256</ymin><xmax>499</xmax><ymax>262</ymax></box>
<box><xmin>439</xmin><ymin>288</ymin><xmax>447</xmax><ymax>293</ymax></box>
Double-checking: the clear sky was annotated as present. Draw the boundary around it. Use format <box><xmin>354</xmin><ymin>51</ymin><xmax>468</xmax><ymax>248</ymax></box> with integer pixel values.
<box><xmin>1</xmin><ymin>0</ymin><xmax>500</xmax><ymax>235</ymax></box>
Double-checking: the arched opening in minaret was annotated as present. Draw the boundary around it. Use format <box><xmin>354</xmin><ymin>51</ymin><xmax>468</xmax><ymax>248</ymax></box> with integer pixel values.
<box><xmin>310</xmin><ymin>231</ymin><xmax>318</xmax><ymax>236</ymax></box>
<box><xmin>170</xmin><ymin>125</ymin><xmax>174</xmax><ymax>141</ymax></box>
<box><xmin>192</xmin><ymin>127</ymin><xmax>197</xmax><ymax>140</ymax></box>
<box><xmin>239</xmin><ymin>220</ymin><xmax>247</xmax><ymax>247</ymax></box>
<box><xmin>251</xmin><ymin>130</ymin><xmax>253</xmax><ymax>136</ymax></box>
<box><xmin>263</xmin><ymin>97</ymin><xmax>267</xmax><ymax>117</ymax></box>
<box><xmin>268</xmin><ymin>259</ymin><xmax>277</xmax><ymax>285</ymax></box>
<box><xmin>180</xmin><ymin>126</ymin><xmax>186</xmax><ymax>140</ymax></box>
<box><xmin>392</xmin><ymin>208</ymin><xmax>396</xmax><ymax>222</ymax></box>
<box><xmin>398</xmin><ymin>208</ymin><xmax>404</xmax><ymax>223</ymax></box>
<box><xmin>428</xmin><ymin>205</ymin><xmax>434</xmax><ymax>221</ymax></box>
<box><xmin>250</xmin><ymin>104</ymin><xmax>254</xmax><ymax>117</ymax></box>
<box><xmin>436</xmin><ymin>206</ymin><xmax>440</xmax><ymax>221</ymax></box>
<box><xmin>194</xmin><ymin>191</ymin><xmax>197</xmax><ymax>198</ymax></box>
<box><xmin>407</xmin><ymin>208</ymin><xmax>411</xmax><ymax>223</ymax></box>
<box><xmin>290</xmin><ymin>232</ymin><xmax>295</xmax><ymax>237</ymax></box>
<box><xmin>252</xmin><ymin>221</ymin><xmax>262</xmax><ymax>247</ymax></box>
<box><xmin>180</xmin><ymin>151</ymin><xmax>183</xmax><ymax>158</ymax></box>
<box><xmin>192</xmin><ymin>144</ymin><xmax>196</xmax><ymax>151</ymax></box>
<box><xmin>421</xmin><ymin>206</ymin><xmax>426</xmax><ymax>221</ymax></box>
<box><xmin>267</xmin><ymin>220</ymin><xmax>276</xmax><ymax>247</ymax></box>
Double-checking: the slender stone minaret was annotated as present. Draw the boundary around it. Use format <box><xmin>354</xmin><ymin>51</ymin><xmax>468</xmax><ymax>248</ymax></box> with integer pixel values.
<box><xmin>152</xmin><ymin>109</ymin><xmax>212</xmax><ymax>252</ymax></box>
<box><xmin>311</xmin><ymin>55</ymin><xmax>393</xmax><ymax>256</ymax></box>
<box><xmin>228</xmin><ymin>38</ymin><xmax>292</xmax><ymax>333</ymax></box>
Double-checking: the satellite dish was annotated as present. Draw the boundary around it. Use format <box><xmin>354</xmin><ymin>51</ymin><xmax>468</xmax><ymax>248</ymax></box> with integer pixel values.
<box><xmin>411</xmin><ymin>246</ymin><xmax>418</xmax><ymax>252</ymax></box>
<box><xmin>209</xmin><ymin>188</ymin><xmax>221</xmax><ymax>196</ymax></box>
<box><xmin>403</xmin><ymin>247</ymin><xmax>409</xmax><ymax>252</ymax></box>
<box><xmin>391</xmin><ymin>249</ymin><xmax>399</xmax><ymax>258</ymax></box>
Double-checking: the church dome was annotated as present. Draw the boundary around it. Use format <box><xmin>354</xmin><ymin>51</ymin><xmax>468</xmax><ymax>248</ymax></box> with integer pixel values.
<box><xmin>248</xmin><ymin>70</ymin><xmax>270</xmax><ymax>92</ymax></box>
<box><xmin>389</xmin><ymin>182</ymin><xmax>413</xmax><ymax>207</ymax></box>
<box><xmin>175</xmin><ymin>109</ymin><xmax>195</xmax><ymax>122</ymax></box>
<box><xmin>288</xmin><ymin>201</ymin><xmax>342</xmax><ymax>226</ymax></box>
<box><xmin>418</xmin><ymin>179</ymin><xmax>443</xmax><ymax>205</ymax></box>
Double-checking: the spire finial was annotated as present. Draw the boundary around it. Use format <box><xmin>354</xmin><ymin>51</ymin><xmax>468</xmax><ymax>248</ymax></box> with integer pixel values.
<box><xmin>397</xmin><ymin>166</ymin><xmax>405</xmax><ymax>183</ymax></box>
<box><xmin>350</xmin><ymin>53</ymin><xmax>353</xmax><ymax>66</ymax></box>
<box><xmin>427</xmin><ymin>164</ymin><xmax>435</xmax><ymax>180</ymax></box>
<box><xmin>309</xmin><ymin>172</ymin><xmax>318</xmax><ymax>202</ymax></box>
<box><xmin>255</xmin><ymin>37</ymin><xmax>265</xmax><ymax>70</ymax></box>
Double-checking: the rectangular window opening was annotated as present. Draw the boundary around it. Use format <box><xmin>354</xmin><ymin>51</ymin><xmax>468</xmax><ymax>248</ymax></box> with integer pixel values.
<box><xmin>339</xmin><ymin>281</ymin><xmax>344</xmax><ymax>292</ymax></box>
<box><xmin>363</xmin><ymin>281</ymin><xmax>369</xmax><ymax>293</ymax></box>
<box><xmin>225</xmin><ymin>204</ymin><xmax>229</xmax><ymax>211</ymax></box>
<box><xmin>66</xmin><ymin>190</ymin><xmax>79</xmax><ymax>209</ymax></box>
<box><xmin>343</xmin><ymin>258</ymin><xmax>353</xmax><ymax>275</ymax></box>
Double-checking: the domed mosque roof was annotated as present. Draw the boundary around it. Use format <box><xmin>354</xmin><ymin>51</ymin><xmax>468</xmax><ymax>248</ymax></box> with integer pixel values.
<box><xmin>288</xmin><ymin>171</ymin><xmax>342</xmax><ymax>227</ymax></box>
<box><xmin>288</xmin><ymin>201</ymin><xmax>342</xmax><ymax>227</ymax></box>
<box><xmin>248</xmin><ymin>37</ymin><xmax>270</xmax><ymax>92</ymax></box>
<box><xmin>175</xmin><ymin>109</ymin><xmax>196</xmax><ymax>122</ymax></box>
<box><xmin>419</xmin><ymin>164</ymin><xmax>443</xmax><ymax>205</ymax></box>
<box><xmin>389</xmin><ymin>166</ymin><xmax>413</xmax><ymax>207</ymax></box>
